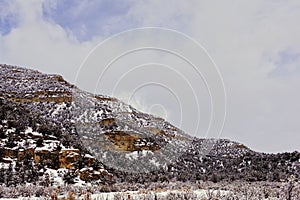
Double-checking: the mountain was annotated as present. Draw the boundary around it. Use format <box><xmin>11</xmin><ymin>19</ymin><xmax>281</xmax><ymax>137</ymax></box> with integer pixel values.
<box><xmin>0</xmin><ymin>64</ymin><xmax>299</xmax><ymax>187</ymax></box>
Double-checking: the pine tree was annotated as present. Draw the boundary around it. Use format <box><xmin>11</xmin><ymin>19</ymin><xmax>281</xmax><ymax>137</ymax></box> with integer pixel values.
<box><xmin>6</xmin><ymin>163</ymin><xmax>13</xmax><ymax>186</ymax></box>
<box><xmin>0</xmin><ymin>168</ymin><xmax>5</xmax><ymax>184</ymax></box>
<box><xmin>63</xmin><ymin>170</ymin><xmax>76</xmax><ymax>185</ymax></box>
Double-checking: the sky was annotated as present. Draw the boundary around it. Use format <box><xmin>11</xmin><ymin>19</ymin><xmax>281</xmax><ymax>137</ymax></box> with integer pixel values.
<box><xmin>0</xmin><ymin>0</ymin><xmax>299</xmax><ymax>153</ymax></box>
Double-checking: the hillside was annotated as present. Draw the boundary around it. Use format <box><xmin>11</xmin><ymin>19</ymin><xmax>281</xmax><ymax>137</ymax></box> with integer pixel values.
<box><xmin>0</xmin><ymin>64</ymin><xmax>299</xmax><ymax>189</ymax></box>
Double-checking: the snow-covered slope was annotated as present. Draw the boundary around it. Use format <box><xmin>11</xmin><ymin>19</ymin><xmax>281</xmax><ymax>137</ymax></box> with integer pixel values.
<box><xmin>0</xmin><ymin>64</ymin><xmax>299</xmax><ymax>186</ymax></box>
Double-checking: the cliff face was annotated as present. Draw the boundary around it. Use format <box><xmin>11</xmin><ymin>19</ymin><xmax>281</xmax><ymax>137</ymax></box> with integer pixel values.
<box><xmin>0</xmin><ymin>64</ymin><xmax>194</xmax><ymax>185</ymax></box>
<box><xmin>0</xmin><ymin>64</ymin><xmax>299</xmax><ymax>186</ymax></box>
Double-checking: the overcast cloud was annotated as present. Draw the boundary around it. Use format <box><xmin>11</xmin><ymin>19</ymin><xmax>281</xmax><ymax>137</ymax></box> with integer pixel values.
<box><xmin>0</xmin><ymin>0</ymin><xmax>299</xmax><ymax>153</ymax></box>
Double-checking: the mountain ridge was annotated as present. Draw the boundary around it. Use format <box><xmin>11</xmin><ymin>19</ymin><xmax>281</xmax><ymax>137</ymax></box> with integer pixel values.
<box><xmin>0</xmin><ymin>64</ymin><xmax>299</xmax><ymax>187</ymax></box>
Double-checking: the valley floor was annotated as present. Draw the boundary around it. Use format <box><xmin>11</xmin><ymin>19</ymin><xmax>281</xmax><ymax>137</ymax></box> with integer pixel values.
<box><xmin>0</xmin><ymin>180</ymin><xmax>299</xmax><ymax>200</ymax></box>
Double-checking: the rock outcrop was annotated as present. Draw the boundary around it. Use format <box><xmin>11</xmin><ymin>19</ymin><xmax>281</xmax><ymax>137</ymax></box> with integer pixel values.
<box><xmin>0</xmin><ymin>64</ymin><xmax>299</xmax><ymax>186</ymax></box>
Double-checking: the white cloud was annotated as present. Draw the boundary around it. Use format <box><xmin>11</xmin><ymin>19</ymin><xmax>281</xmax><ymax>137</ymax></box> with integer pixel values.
<box><xmin>1</xmin><ymin>0</ymin><xmax>299</xmax><ymax>153</ymax></box>
<box><xmin>186</xmin><ymin>0</ymin><xmax>300</xmax><ymax>152</ymax></box>
<box><xmin>0</xmin><ymin>0</ymin><xmax>98</xmax><ymax>83</ymax></box>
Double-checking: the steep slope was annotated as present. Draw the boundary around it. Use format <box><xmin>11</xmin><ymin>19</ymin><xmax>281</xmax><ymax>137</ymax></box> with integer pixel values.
<box><xmin>0</xmin><ymin>64</ymin><xmax>299</xmax><ymax>186</ymax></box>
<box><xmin>0</xmin><ymin>64</ymin><xmax>196</xmax><ymax>173</ymax></box>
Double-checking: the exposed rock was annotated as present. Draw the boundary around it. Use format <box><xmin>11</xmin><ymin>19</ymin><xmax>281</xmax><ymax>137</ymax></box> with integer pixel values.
<box><xmin>59</xmin><ymin>149</ymin><xmax>80</xmax><ymax>169</ymax></box>
<box><xmin>0</xmin><ymin>64</ymin><xmax>298</xmax><ymax>186</ymax></box>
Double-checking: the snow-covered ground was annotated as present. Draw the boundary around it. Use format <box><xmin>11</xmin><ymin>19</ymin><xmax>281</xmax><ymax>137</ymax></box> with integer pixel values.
<box><xmin>0</xmin><ymin>189</ymin><xmax>227</xmax><ymax>200</ymax></box>
<box><xmin>88</xmin><ymin>189</ymin><xmax>228</xmax><ymax>200</ymax></box>
<box><xmin>0</xmin><ymin>180</ymin><xmax>299</xmax><ymax>200</ymax></box>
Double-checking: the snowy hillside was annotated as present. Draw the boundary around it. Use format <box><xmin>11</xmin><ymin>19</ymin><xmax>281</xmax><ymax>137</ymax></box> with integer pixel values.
<box><xmin>0</xmin><ymin>64</ymin><xmax>299</xmax><ymax>199</ymax></box>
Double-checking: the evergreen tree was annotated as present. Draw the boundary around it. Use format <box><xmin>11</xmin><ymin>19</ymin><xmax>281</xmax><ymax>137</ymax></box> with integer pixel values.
<box><xmin>63</xmin><ymin>170</ymin><xmax>76</xmax><ymax>185</ymax></box>
<box><xmin>0</xmin><ymin>168</ymin><xmax>5</xmax><ymax>184</ymax></box>
<box><xmin>6</xmin><ymin>163</ymin><xmax>13</xmax><ymax>186</ymax></box>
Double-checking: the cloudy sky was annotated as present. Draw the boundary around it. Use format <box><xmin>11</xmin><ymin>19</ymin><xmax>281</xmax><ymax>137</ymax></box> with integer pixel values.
<box><xmin>0</xmin><ymin>0</ymin><xmax>299</xmax><ymax>153</ymax></box>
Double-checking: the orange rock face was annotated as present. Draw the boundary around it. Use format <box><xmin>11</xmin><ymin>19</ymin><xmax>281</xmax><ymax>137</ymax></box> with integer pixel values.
<box><xmin>58</xmin><ymin>149</ymin><xmax>80</xmax><ymax>169</ymax></box>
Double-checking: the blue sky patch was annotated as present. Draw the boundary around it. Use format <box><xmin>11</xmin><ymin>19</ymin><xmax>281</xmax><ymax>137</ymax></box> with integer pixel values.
<box><xmin>42</xmin><ymin>0</ymin><xmax>140</xmax><ymax>42</ymax></box>
<box><xmin>270</xmin><ymin>49</ymin><xmax>300</xmax><ymax>77</ymax></box>
<box><xmin>275</xmin><ymin>50</ymin><xmax>300</xmax><ymax>66</ymax></box>
<box><xmin>0</xmin><ymin>1</ymin><xmax>18</xmax><ymax>35</ymax></box>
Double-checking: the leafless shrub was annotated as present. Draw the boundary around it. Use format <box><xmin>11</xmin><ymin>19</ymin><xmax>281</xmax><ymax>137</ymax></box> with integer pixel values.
<box><xmin>0</xmin><ymin>180</ymin><xmax>299</xmax><ymax>199</ymax></box>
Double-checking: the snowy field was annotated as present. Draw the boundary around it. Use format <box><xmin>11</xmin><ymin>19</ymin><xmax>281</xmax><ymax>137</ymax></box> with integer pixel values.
<box><xmin>0</xmin><ymin>180</ymin><xmax>299</xmax><ymax>200</ymax></box>
<box><xmin>0</xmin><ymin>189</ymin><xmax>232</xmax><ymax>200</ymax></box>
